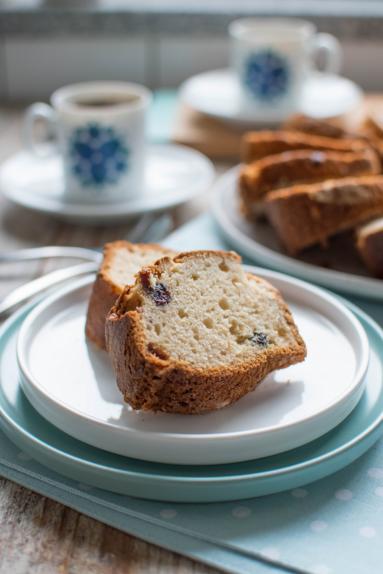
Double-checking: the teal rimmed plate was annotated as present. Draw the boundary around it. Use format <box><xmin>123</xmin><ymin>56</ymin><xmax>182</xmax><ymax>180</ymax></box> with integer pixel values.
<box><xmin>0</xmin><ymin>300</ymin><xmax>382</xmax><ymax>503</ymax></box>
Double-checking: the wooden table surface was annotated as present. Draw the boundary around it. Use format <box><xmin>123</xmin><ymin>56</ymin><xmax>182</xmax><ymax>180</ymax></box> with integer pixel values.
<box><xmin>0</xmin><ymin>107</ymin><xmax>222</xmax><ymax>574</ymax></box>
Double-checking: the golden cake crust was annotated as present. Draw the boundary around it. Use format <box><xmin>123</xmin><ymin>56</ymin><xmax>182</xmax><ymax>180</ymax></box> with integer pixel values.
<box><xmin>356</xmin><ymin>218</ymin><xmax>383</xmax><ymax>278</ymax></box>
<box><xmin>239</xmin><ymin>149</ymin><xmax>380</xmax><ymax>217</ymax></box>
<box><xmin>241</xmin><ymin>130</ymin><xmax>370</xmax><ymax>164</ymax></box>
<box><xmin>265</xmin><ymin>176</ymin><xmax>383</xmax><ymax>254</ymax></box>
<box><xmin>282</xmin><ymin>114</ymin><xmax>357</xmax><ymax>139</ymax></box>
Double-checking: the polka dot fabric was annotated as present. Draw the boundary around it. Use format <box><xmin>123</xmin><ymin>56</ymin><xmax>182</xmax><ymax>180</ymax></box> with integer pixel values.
<box><xmin>5</xmin><ymin>438</ymin><xmax>383</xmax><ymax>574</ymax></box>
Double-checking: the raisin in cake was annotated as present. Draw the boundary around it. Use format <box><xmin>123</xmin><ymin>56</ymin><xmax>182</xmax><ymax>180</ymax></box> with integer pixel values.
<box><xmin>356</xmin><ymin>217</ymin><xmax>383</xmax><ymax>277</ymax></box>
<box><xmin>106</xmin><ymin>250</ymin><xmax>306</xmax><ymax>414</ymax></box>
<box><xmin>241</xmin><ymin>130</ymin><xmax>369</xmax><ymax>164</ymax></box>
<box><xmin>239</xmin><ymin>149</ymin><xmax>379</xmax><ymax>218</ymax></box>
<box><xmin>85</xmin><ymin>241</ymin><xmax>175</xmax><ymax>349</ymax></box>
<box><xmin>265</xmin><ymin>176</ymin><xmax>383</xmax><ymax>254</ymax></box>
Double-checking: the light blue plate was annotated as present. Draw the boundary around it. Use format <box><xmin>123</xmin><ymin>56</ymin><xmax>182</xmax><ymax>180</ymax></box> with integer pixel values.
<box><xmin>0</xmin><ymin>301</ymin><xmax>382</xmax><ymax>503</ymax></box>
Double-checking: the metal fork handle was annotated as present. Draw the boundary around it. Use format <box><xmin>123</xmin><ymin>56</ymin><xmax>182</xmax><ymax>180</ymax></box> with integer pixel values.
<box><xmin>0</xmin><ymin>214</ymin><xmax>173</xmax><ymax>264</ymax></box>
<box><xmin>0</xmin><ymin>261</ymin><xmax>98</xmax><ymax>320</ymax></box>
<box><xmin>0</xmin><ymin>246</ymin><xmax>101</xmax><ymax>263</ymax></box>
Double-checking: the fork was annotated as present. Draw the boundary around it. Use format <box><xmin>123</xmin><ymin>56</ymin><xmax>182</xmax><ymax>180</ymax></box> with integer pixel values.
<box><xmin>0</xmin><ymin>213</ymin><xmax>173</xmax><ymax>319</ymax></box>
<box><xmin>0</xmin><ymin>246</ymin><xmax>100</xmax><ymax>263</ymax></box>
<box><xmin>0</xmin><ymin>213</ymin><xmax>170</xmax><ymax>264</ymax></box>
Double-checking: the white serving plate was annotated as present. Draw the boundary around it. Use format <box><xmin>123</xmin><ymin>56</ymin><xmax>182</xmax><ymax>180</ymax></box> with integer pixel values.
<box><xmin>16</xmin><ymin>270</ymin><xmax>369</xmax><ymax>466</ymax></box>
<box><xmin>211</xmin><ymin>167</ymin><xmax>383</xmax><ymax>301</ymax></box>
<box><xmin>179</xmin><ymin>69</ymin><xmax>363</xmax><ymax>126</ymax></box>
<box><xmin>0</xmin><ymin>144</ymin><xmax>214</xmax><ymax>224</ymax></box>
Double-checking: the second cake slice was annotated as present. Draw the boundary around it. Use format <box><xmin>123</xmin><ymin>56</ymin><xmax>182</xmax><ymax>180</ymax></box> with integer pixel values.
<box><xmin>86</xmin><ymin>241</ymin><xmax>175</xmax><ymax>349</ymax></box>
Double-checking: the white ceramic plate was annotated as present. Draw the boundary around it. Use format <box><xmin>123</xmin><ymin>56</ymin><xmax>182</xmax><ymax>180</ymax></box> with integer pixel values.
<box><xmin>0</xmin><ymin>144</ymin><xmax>214</xmax><ymax>224</ymax></box>
<box><xmin>16</xmin><ymin>271</ymin><xmax>369</xmax><ymax>466</ymax></box>
<box><xmin>211</xmin><ymin>167</ymin><xmax>383</xmax><ymax>301</ymax></box>
<box><xmin>180</xmin><ymin>69</ymin><xmax>363</xmax><ymax>126</ymax></box>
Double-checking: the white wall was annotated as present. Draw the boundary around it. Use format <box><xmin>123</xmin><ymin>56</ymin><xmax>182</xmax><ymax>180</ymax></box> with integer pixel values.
<box><xmin>1</xmin><ymin>35</ymin><xmax>383</xmax><ymax>100</ymax></box>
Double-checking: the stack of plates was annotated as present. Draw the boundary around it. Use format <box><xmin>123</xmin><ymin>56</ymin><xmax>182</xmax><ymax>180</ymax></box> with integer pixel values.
<box><xmin>1</xmin><ymin>269</ymin><xmax>382</xmax><ymax>502</ymax></box>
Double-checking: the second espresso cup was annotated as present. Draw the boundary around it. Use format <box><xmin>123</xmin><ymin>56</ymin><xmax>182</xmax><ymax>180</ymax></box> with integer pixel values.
<box><xmin>24</xmin><ymin>82</ymin><xmax>152</xmax><ymax>203</ymax></box>
<box><xmin>229</xmin><ymin>18</ymin><xmax>342</xmax><ymax>121</ymax></box>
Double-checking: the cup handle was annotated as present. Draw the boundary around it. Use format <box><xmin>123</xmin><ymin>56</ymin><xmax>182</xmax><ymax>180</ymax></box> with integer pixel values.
<box><xmin>23</xmin><ymin>102</ymin><xmax>57</xmax><ymax>157</ymax></box>
<box><xmin>311</xmin><ymin>33</ymin><xmax>342</xmax><ymax>75</ymax></box>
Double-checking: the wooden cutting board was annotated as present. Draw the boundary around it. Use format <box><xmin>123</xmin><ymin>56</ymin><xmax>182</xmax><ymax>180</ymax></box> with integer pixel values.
<box><xmin>171</xmin><ymin>95</ymin><xmax>383</xmax><ymax>161</ymax></box>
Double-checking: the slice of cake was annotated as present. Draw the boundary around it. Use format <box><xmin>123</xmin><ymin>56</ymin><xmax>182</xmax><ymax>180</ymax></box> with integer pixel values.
<box><xmin>265</xmin><ymin>176</ymin><xmax>383</xmax><ymax>254</ymax></box>
<box><xmin>239</xmin><ymin>149</ymin><xmax>380</xmax><ymax>218</ymax></box>
<box><xmin>106</xmin><ymin>250</ymin><xmax>306</xmax><ymax>414</ymax></box>
<box><xmin>282</xmin><ymin>114</ymin><xmax>357</xmax><ymax>139</ymax></box>
<box><xmin>85</xmin><ymin>241</ymin><xmax>175</xmax><ymax>349</ymax></box>
<box><xmin>356</xmin><ymin>218</ymin><xmax>383</xmax><ymax>277</ymax></box>
<box><xmin>241</xmin><ymin>130</ymin><xmax>370</xmax><ymax>164</ymax></box>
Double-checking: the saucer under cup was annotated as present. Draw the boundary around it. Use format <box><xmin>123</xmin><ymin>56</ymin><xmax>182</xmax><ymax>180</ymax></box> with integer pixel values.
<box><xmin>0</xmin><ymin>144</ymin><xmax>214</xmax><ymax>224</ymax></box>
<box><xmin>180</xmin><ymin>69</ymin><xmax>363</xmax><ymax>126</ymax></box>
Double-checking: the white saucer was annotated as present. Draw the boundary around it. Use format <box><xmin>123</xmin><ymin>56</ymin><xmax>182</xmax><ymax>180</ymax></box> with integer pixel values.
<box><xmin>0</xmin><ymin>144</ymin><xmax>214</xmax><ymax>224</ymax></box>
<box><xmin>16</xmin><ymin>271</ymin><xmax>369</xmax><ymax>466</ymax></box>
<box><xmin>211</xmin><ymin>167</ymin><xmax>383</xmax><ymax>301</ymax></box>
<box><xmin>180</xmin><ymin>69</ymin><xmax>363</xmax><ymax>126</ymax></box>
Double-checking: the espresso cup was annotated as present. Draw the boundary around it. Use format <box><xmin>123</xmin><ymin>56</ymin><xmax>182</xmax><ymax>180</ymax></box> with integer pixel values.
<box><xmin>229</xmin><ymin>18</ymin><xmax>342</xmax><ymax>121</ymax></box>
<box><xmin>24</xmin><ymin>82</ymin><xmax>152</xmax><ymax>203</ymax></box>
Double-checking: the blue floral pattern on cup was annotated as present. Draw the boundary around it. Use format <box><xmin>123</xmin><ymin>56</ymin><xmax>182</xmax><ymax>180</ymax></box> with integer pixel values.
<box><xmin>69</xmin><ymin>123</ymin><xmax>129</xmax><ymax>187</ymax></box>
<box><xmin>244</xmin><ymin>50</ymin><xmax>290</xmax><ymax>101</ymax></box>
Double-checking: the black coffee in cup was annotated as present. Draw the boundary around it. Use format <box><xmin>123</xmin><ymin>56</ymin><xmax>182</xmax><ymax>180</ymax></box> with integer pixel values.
<box><xmin>70</xmin><ymin>94</ymin><xmax>140</xmax><ymax>109</ymax></box>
